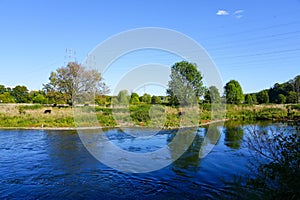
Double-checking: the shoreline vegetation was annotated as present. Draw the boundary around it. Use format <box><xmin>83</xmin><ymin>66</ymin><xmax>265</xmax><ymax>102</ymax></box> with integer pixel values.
<box><xmin>0</xmin><ymin>103</ymin><xmax>299</xmax><ymax>130</ymax></box>
<box><xmin>0</xmin><ymin>62</ymin><xmax>299</xmax><ymax>131</ymax></box>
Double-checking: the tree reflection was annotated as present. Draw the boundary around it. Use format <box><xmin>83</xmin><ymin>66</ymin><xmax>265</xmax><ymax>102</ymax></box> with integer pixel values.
<box><xmin>199</xmin><ymin>124</ymin><xmax>221</xmax><ymax>158</ymax></box>
<box><xmin>45</xmin><ymin>130</ymin><xmax>95</xmax><ymax>173</ymax></box>
<box><xmin>224</xmin><ymin>121</ymin><xmax>244</xmax><ymax>149</ymax></box>
<box><xmin>167</xmin><ymin>128</ymin><xmax>204</xmax><ymax>174</ymax></box>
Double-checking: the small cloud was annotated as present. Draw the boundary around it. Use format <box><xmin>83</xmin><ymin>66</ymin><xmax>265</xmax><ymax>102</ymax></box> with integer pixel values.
<box><xmin>216</xmin><ymin>10</ymin><xmax>229</xmax><ymax>16</ymax></box>
<box><xmin>233</xmin><ymin>10</ymin><xmax>244</xmax><ymax>19</ymax></box>
<box><xmin>234</xmin><ymin>10</ymin><xmax>244</xmax><ymax>15</ymax></box>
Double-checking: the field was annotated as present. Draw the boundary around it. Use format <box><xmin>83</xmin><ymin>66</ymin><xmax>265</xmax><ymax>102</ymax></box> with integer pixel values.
<box><xmin>0</xmin><ymin>103</ymin><xmax>299</xmax><ymax>129</ymax></box>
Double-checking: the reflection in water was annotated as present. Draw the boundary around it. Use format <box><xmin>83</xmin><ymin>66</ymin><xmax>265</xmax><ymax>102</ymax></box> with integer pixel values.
<box><xmin>224</xmin><ymin>121</ymin><xmax>244</xmax><ymax>149</ymax></box>
<box><xmin>168</xmin><ymin>126</ymin><xmax>222</xmax><ymax>174</ymax></box>
<box><xmin>45</xmin><ymin>130</ymin><xmax>89</xmax><ymax>172</ymax></box>
<box><xmin>199</xmin><ymin>125</ymin><xmax>221</xmax><ymax>158</ymax></box>
<box><xmin>79</xmin><ymin>127</ymin><xmax>200</xmax><ymax>173</ymax></box>
<box><xmin>0</xmin><ymin>122</ymin><xmax>294</xmax><ymax>199</ymax></box>
<box><xmin>170</xmin><ymin>133</ymin><xmax>204</xmax><ymax>174</ymax></box>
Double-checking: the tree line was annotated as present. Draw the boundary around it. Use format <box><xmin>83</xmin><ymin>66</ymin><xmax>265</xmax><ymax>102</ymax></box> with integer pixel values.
<box><xmin>0</xmin><ymin>61</ymin><xmax>299</xmax><ymax>105</ymax></box>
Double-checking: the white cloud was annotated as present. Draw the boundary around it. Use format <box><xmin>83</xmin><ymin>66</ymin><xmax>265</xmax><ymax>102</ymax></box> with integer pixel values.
<box><xmin>234</xmin><ymin>10</ymin><xmax>244</xmax><ymax>15</ymax></box>
<box><xmin>233</xmin><ymin>10</ymin><xmax>244</xmax><ymax>19</ymax></box>
<box><xmin>216</xmin><ymin>10</ymin><xmax>229</xmax><ymax>16</ymax></box>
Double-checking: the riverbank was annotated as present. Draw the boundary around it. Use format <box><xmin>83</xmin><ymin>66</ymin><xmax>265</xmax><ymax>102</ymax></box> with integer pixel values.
<box><xmin>0</xmin><ymin>119</ymin><xmax>229</xmax><ymax>131</ymax></box>
<box><xmin>0</xmin><ymin>103</ymin><xmax>299</xmax><ymax>129</ymax></box>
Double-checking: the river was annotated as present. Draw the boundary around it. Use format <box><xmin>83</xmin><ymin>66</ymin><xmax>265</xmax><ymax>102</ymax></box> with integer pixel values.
<box><xmin>0</xmin><ymin>121</ymin><xmax>298</xmax><ymax>199</ymax></box>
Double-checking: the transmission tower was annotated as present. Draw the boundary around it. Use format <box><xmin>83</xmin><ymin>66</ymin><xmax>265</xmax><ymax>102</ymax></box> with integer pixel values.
<box><xmin>64</xmin><ymin>48</ymin><xmax>77</xmax><ymax>66</ymax></box>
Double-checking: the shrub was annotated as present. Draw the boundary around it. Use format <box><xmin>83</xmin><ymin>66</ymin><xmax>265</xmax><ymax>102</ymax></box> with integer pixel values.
<box><xmin>246</xmin><ymin>126</ymin><xmax>300</xmax><ymax>199</ymax></box>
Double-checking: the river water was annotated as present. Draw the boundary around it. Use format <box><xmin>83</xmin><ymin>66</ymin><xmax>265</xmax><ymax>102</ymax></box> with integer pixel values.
<box><xmin>0</xmin><ymin>122</ymin><xmax>297</xmax><ymax>199</ymax></box>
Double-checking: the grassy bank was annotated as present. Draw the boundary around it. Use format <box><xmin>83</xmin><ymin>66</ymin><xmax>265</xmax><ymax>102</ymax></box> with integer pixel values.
<box><xmin>0</xmin><ymin>103</ymin><xmax>299</xmax><ymax>129</ymax></box>
<box><xmin>225</xmin><ymin>104</ymin><xmax>300</xmax><ymax>121</ymax></box>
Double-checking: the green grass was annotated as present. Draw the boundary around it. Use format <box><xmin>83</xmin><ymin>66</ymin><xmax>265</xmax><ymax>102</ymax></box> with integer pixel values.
<box><xmin>19</xmin><ymin>104</ymin><xmax>43</xmax><ymax>110</ymax></box>
<box><xmin>0</xmin><ymin>103</ymin><xmax>299</xmax><ymax>128</ymax></box>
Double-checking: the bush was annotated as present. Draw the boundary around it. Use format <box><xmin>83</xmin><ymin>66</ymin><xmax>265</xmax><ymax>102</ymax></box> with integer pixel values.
<box><xmin>289</xmin><ymin>104</ymin><xmax>300</xmax><ymax>111</ymax></box>
<box><xmin>257</xmin><ymin>107</ymin><xmax>287</xmax><ymax>120</ymax></box>
<box><xmin>130</xmin><ymin>104</ymin><xmax>151</xmax><ymax>124</ymax></box>
<box><xmin>246</xmin><ymin>126</ymin><xmax>300</xmax><ymax>199</ymax></box>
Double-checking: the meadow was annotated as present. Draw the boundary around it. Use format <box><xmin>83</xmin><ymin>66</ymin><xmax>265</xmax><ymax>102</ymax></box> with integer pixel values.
<box><xmin>0</xmin><ymin>103</ymin><xmax>299</xmax><ymax>129</ymax></box>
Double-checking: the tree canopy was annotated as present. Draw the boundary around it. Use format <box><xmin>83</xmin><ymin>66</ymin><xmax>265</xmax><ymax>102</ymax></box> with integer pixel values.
<box><xmin>12</xmin><ymin>85</ymin><xmax>29</xmax><ymax>103</ymax></box>
<box><xmin>129</xmin><ymin>93</ymin><xmax>140</xmax><ymax>104</ymax></box>
<box><xmin>140</xmin><ymin>93</ymin><xmax>152</xmax><ymax>104</ymax></box>
<box><xmin>117</xmin><ymin>90</ymin><xmax>129</xmax><ymax>105</ymax></box>
<box><xmin>244</xmin><ymin>94</ymin><xmax>253</xmax><ymax>105</ymax></box>
<box><xmin>204</xmin><ymin>86</ymin><xmax>221</xmax><ymax>103</ymax></box>
<box><xmin>224</xmin><ymin>80</ymin><xmax>244</xmax><ymax>104</ymax></box>
<box><xmin>43</xmin><ymin>62</ymin><xmax>109</xmax><ymax>105</ymax></box>
<box><xmin>266</xmin><ymin>75</ymin><xmax>299</xmax><ymax>104</ymax></box>
<box><xmin>257</xmin><ymin>90</ymin><xmax>269</xmax><ymax>104</ymax></box>
<box><xmin>167</xmin><ymin>61</ymin><xmax>204</xmax><ymax>106</ymax></box>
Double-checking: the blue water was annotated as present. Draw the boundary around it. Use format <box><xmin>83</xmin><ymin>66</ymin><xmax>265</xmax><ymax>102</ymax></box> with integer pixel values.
<box><xmin>0</xmin><ymin>122</ymin><xmax>289</xmax><ymax>199</ymax></box>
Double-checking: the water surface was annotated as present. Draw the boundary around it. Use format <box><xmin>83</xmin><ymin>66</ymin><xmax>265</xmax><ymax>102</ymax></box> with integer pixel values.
<box><xmin>0</xmin><ymin>122</ymin><xmax>295</xmax><ymax>199</ymax></box>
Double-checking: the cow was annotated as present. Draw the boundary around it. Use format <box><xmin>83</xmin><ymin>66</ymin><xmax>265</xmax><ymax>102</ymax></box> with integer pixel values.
<box><xmin>44</xmin><ymin>109</ymin><xmax>51</xmax><ymax>114</ymax></box>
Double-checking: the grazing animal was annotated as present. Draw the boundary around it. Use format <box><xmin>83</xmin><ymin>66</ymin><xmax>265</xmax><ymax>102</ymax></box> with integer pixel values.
<box><xmin>178</xmin><ymin>111</ymin><xmax>185</xmax><ymax>116</ymax></box>
<box><xmin>44</xmin><ymin>109</ymin><xmax>51</xmax><ymax>114</ymax></box>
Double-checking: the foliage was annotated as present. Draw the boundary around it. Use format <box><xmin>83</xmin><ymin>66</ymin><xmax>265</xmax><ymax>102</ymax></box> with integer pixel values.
<box><xmin>224</xmin><ymin>80</ymin><xmax>244</xmax><ymax>104</ymax></box>
<box><xmin>129</xmin><ymin>104</ymin><xmax>151</xmax><ymax>124</ymax></box>
<box><xmin>257</xmin><ymin>90</ymin><xmax>269</xmax><ymax>104</ymax></box>
<box><xmin>204</xmin><ymin>86</ymin><xmax>221</xmax><ymax>103</ymax></box>
<box><xmin>43</xmin><ymin>62</ymin><xmax>109</xmax><ymax>105</ymax></box>
<box><xmin>167</xmin><ymin>61</ymin><xmax>204</xmax><ymax>106</ymax></box>
<box><xmin>245</xmin><ymin>126</ymin><xmax>300</xmax><ymax>199</ymax></box>
<box><xmin>94</xmin><ymin>95</ymin><xmax>108</xmax><ymax>106</ymax></box>
<box><xmin>117</xmin><ymin>90</ymin><xmax>129</xmax><ymax>105</ymax></box>
<box><xmin>129</xmin><ymin>93</ymin><xmax>140</xmax><ymax>104</ymax></box>
<box><xmin>286</xmin><ymin>91</ymin><xmax>297</xmax><ymax>103</ymax></box>
<box><xmin>277</xmin><ymin>94</ymin><xmax>286</xmax><ymax>104</ymax></box>
<box><xmin>251</xmin><ymin>93</ymin><xmax>257</xmax><ymax>104</ymax></box>
<box><xmin>19</xmin><ymin>104</ymin><xmax>43</xmax><ymax>110</ymax></box>
<box><xmin>257</xmin><ymin>75</ymin><xmax>300</xmax><ymax>104</ymax></box>
<box><xmin>0</xmin><ymin>85</ymin><xmax>5</xmax><ymax>94</ymax></box>
<box><xmin>289</xmin><ymin>104</ymin><xmax>300</xmax><ymax>111</ymax></box>
<box><xmin>223</xmin><ymin>121</ymin><xmax>244</xmax><ymax>149</ymax></box>
<box><xmin>29</xmin><ymin>90</ymin><xmax>48</xmax><ymax>104</ymax></box>
<box><xmin>12</xmin><ymin>85</ymin><xmax>29</xmax><ymax>103</ymax></box>
<box><xmin>139</xmin><ymin>93</ymin><xmax>151</xmax><ymax>104</ymax></box>
<box><xmin>257</xmin><ymin>107</ymin><xmax>287</xmax><ymax>120</ymax></box>
<box><xmin>244</xmin><ymin>94</ymin><xmax>253</xmax><ymax>105</ymax></box>
<box><xmin>0</xmin><ymin>92</ymin><xmax>15</xmax><ymax>103</ymax></box>
<box><xmin>151</xmin><ymin>95</ymin><xmax>161</xmax><ymax>104</ymax></box>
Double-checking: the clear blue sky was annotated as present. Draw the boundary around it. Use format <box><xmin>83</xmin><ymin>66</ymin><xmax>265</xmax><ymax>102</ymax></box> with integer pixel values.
<box><xmin>0</xmin><ymin>0</ymin><xmax>299</xmax><ymax>95</ymax></box>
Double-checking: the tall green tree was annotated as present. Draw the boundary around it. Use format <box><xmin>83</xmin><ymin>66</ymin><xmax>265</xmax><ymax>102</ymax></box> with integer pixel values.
<box><xmin>43</xmin><ymin>62</ymin><xmax>109</xmax><ymax>105</ymax></box>
<box><xmin>286</xmin><ymin>91</ymin><xmax>297</xmax><ymax>104</ymax></box>
<box><xmin>129</xmin><ymin>93</ymin><xmax>140</xmax><ymax>104</ymax></box>
<box><xmin>117</xmin><ymin>90</ymin><xmax>129</xmax><ymax>105</ymax></box>
<box><xmin>0</xmin><ymin>92</ymin><xmax>15</xmax><ymax>103</ymax></box>
<box><xmin>151</xmin><ymin>95</ymin><xmax>161</xmax><ymax>104</ymax></box>
<box><xmin>277</xmin><ymin>94</ymin><xmax>286</xmax><ymax>104</ymax></box>
<box><xmin>0</xmin><ymin>85</ymin><xmax>6</xmax><ymax>94</ymax></box>
<box><xmin>139</xmin><ymin>93</ymin><xmax>151</xmax><ymax>104</ymax></box>
<box><xmin>167</xmin><ymin>61</ymin><xmax>204</xmax><ymax>106</ymax></box>
<box><xmin>257</xmin><ymin>90</ymin><xmax>269</xmax><ymax>104</ymax></box>
<box><xmin>204</xmin><ymin>86</ymin><xmax>221</xmax><ymax>103</ymax></box>
<box><xmin>29</xmin><ymin>90</ymin><xmax>48</xmax><ymax>104</ymax></box>
<box><xmin>224</xmin><ymin>80</ymin><xmax>244</xmax><ymax>104</ymax></box>
<box><xmin>251</xmin><ymin>93</ymin><xmax>257</xmax><ymax>104</ymax></box>
<box><xmin>12</xmin><ymin>85</ymin><xmax>29</xmax><ymax>103</ymax></box>
<box><xmin>244</xmin><ymin>94</ymin><xmax>253</xmax><ymax>105</ymax></box>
